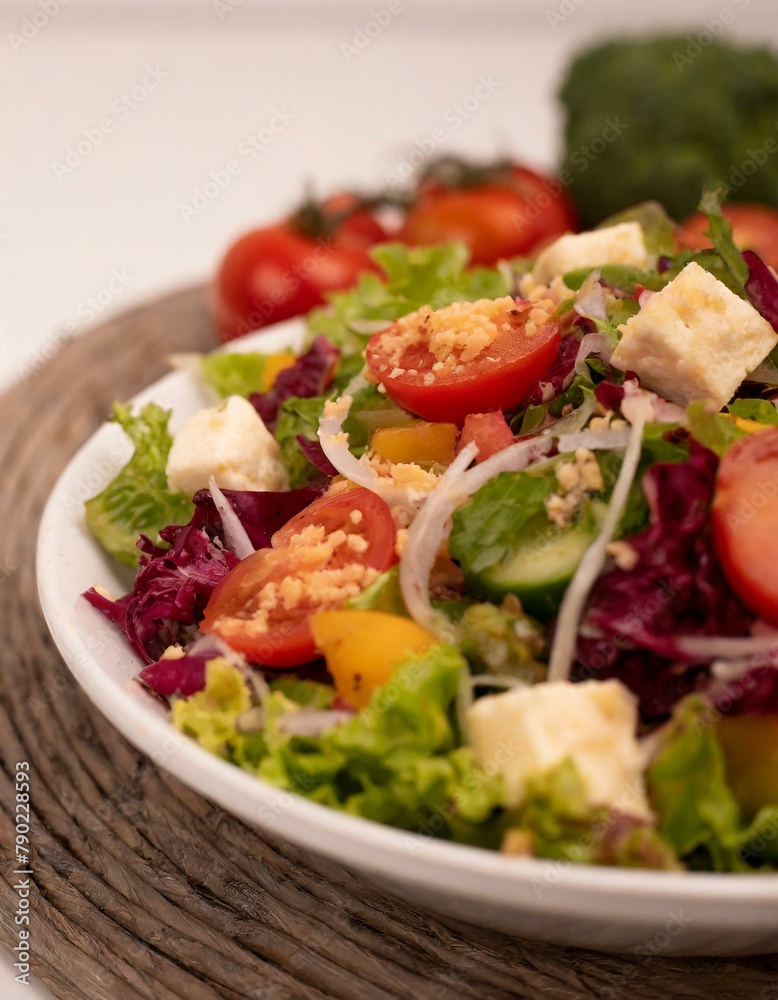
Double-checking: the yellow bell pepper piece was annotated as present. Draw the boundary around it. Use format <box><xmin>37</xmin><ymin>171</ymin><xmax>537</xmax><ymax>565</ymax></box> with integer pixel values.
<box><xmin>732</xmin><ymin>415</ymin><xmax>773</xmax><ymax>435</ymax></box>
<box><xmin>310</xmin><ymin>609</ymin><xmax>436</xmax><ymax>709</ymax></box>
<box><xmin>262</xmin><ymin>352</ymin><xmax>297</xmax><ymax>391</ymax></box>
<box><xmin>371</xmin><ymin>421</ymin><xmax>458</xmax><ymax>466</ymax></box>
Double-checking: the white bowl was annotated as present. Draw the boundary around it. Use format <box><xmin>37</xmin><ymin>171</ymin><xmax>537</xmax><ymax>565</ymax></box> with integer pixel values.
<box><xmin>37</xmin><ymin>320</ymin><xmax>778</xmax><ymax>957</ymax></box>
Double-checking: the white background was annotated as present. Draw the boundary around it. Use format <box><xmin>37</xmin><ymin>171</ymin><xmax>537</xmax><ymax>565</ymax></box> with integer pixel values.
<box><xmin>3</xmin><ymin>0</ymin><xmax>777</xmax><ymax>393</ymax></box>
<box><xmin>3</xmin><ymin>1</ymin><xmax>778</xmax><ymax>997</ymax></box>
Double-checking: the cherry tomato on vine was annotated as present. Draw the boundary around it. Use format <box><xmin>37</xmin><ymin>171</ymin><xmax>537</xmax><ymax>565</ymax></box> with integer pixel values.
<box><xmin>211</xmin><ymin>194</ymin><xmax>389</xmax><ymax>343</ymax></box>
<box><xmin>399</xmin><ymin>160</ymin><xmax>577</xmax><ymax>265</ymax></box>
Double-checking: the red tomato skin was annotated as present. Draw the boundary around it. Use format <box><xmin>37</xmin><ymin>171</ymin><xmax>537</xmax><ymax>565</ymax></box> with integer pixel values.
<box><xmin>458</xmin><ymin>412</ymin><xmax>515</xmax><ymax>462</ymax></box>
<box><xmin>677</xmin><ymin>204</ymin><xmax>778</xmax><ymax>272</ymax></box>
<box><xmin>212</xmin><ymin>200</ymin><xmax>388</xmax><ymax>343</ymax></box>
<box><xmin>201</xmin><ymin>488</ymin><xmax>397</xmax><ymax>667</ymax></box>
<box><xmin>365</xmin><ymin>316</ymin><xmax>561</xmax><ymax>426</ymax></box>
<box><xmin>400</xmin><ymin>166</ymin><xmax>577</xmax><ymax>265</ymax></box>
<box><xmin>711</xmin><ymin>427</ymin><xmax>778</xmax><ymax>626</ymax></box>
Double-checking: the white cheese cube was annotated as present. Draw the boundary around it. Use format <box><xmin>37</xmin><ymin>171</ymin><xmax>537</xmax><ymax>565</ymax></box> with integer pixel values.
<box><xmin>467</xmin><ymin>679</ymin><xmax>650</xmax><ymax>819</ymax></box>
<box><xmin>166</xmin><ymin>394</ymin><xmax>288</xmax><ymax>496</ymax></box>
<box><xmin>611</xmin><ymin>261</ymin><xmax>778</xmax><ymax>408</ymax></box>
<box><xmin>531</xmin><ymin>222</ymin><xmax>648</xmax><ymax>284</ymax></box>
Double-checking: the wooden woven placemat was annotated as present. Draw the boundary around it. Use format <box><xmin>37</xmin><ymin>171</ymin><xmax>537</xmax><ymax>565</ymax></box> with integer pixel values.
<box><xmin>1</xmin><ymin>286</ymin><xmax>777</xmax><ymax>1000</ymax></box>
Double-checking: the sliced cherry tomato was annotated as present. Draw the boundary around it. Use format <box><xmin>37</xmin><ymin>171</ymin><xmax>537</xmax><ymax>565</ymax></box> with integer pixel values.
<box><xmin>211</xmin><ymin>194</ymin><xmax>389</xmax><ymax>343</ymax></box>
<box><xmin>711</xmin><ymin>427</ymin><xmax>778</xmax><ymax>625</ymax></box>
<box><xmin>400</xmin><ymin>161</ymin><xmax>577</xmax><ymax>265</ymax></box>
<box><xmin>365</xmin><ymin>300</ymin><xmax>561</xmax><ymax>425</ymax></box>
<box><xmin>677</xmin><ymin>204</ymin><xmax>778</xmax><ymax>272</ymax></box>
<box><xmin>201</xmin><ymin>488</ymin><xmax>397</xmax><ymax>666</ymax></box>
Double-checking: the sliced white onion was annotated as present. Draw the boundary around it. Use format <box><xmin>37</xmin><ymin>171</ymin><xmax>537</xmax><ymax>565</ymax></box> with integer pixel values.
<box><xmin>208</xmin><ymin>476</ymin><xmax>255</xmax><ymax>561</ymax></box>
<box><xmin>622</xmin><ymin>380</ymin><xmax>687</xmax><ymax>426</ymax></box>
<box><xmin>276</xmin><ymin>710</ymin><xmax>354</xmax><ymax>737</ymax></box>
<box><xmin>546</xmin><ymin>393</ymin><xmax>652</xmax><ymax>684</ymax></box>
<box><xmin>186</xmin><ymin>632</ymin><xmax>250</xmax><ymax>670</ymax></box>
<box><xmin>317</xmin><ymin>395</ymin><xmax>417</xmax><ymax>507</ymax></box>
<box><xmin>574</xmin><ymin>332</ymin><xmax>614</xmax><ymax>379</ymax></box>
<box><xmin>555</xmin><ymin>426</ymin><xmax>631</xmax><ymax>453</ymax></box>
<box><xmin>574</xmin><ymin>269</ymin><xmax>608</xmax><ymax>322</ymax></box>
<box><xmin>400</xmin><ymin>436</ymin><xmax>554</xmax><ymax>636</ymax></box>
<box><xmin>674</xmin><ymin>632</ymin><xmax>778</xmax><ymax>662</ymax></box>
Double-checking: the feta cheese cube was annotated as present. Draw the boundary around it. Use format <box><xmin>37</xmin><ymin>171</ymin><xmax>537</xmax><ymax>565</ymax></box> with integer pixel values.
<box><xmin>166</xmin><ymin>394</ymin><xmax>288</xmax><ymax>496</ymax></box>
<box><xmin>467</xmin><ymin>679</ymin><xmax>650</xmax><ymax>818</ymax></box>
<box><xmin>611</xmin><ymin>261</ymin><xmax>778</xmax><ymax>408</ymax></box>
<box><xmin>531</xmin><ymin>222</ymin><xmax>648</xmax><ymax>284</ymax></box>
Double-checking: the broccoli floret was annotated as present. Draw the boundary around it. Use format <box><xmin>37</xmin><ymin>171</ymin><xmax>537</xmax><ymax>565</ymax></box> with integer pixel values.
<box><xmin>559</xmin><ymin>36</ymin><xmax>778</xmax><ymax>227</ymax></box>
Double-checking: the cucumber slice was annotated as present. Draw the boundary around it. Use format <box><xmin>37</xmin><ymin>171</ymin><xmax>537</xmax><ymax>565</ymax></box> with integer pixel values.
<box><xmin>463</xmin><ymin>502</ymin><xmax>606</xmax><ymax>620</ymax></box>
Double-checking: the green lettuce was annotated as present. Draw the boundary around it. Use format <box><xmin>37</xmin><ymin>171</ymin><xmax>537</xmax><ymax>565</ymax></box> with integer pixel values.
<box><xmin>506</xmin><ymin>759</ymin><xmax>678</xmax><ymax>869</ymax></box>
<box><xmin>84</xmin><ymin>402</ymin><xmax>194</xmax><ymax>567</ymax></box>
<box><xmin>174</xmin><ymin>646</ymin><xmax>506</xmax><ymax>846</ymax></box>
<box><xmin>686</xmin><ymin>401</ymin><xmax>747</xmax><ymax>458</ymax></box>
<box><xmin>727</xmin><ymin>398</ymin><xmax>778</xmax><ymax>425</ymax></box>
<box><xmin>307</xmin><ymin>242</ymin><xmax>510</xmax><ymax>354</ymax></box>
<box><xmin>200</xmin><ymin>351</ymin><xmax>271</xmax><ymax>398</ymax></box>
<box><xmin>647</xmin><ymin>697</ymin><xmax>778</xmax><ymax>871</ymax></box>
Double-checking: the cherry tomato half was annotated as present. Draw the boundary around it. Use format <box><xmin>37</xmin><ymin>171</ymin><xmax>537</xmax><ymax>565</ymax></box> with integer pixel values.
<box><xmin>211</xmin><ymin>195</ymin><xmax>388</xmax><ymax>343</ymax></box>
<box><xmin>365</xmin><ymin>302</ymin><xmax>561</xmax><ymax>425</ymax></box>
<box><xmin>400</xmin><ymin>164</ymin><xmax>577</xmax><ymax>265</ymax></box>
<box><xmin>677</xmin><ymin>204</ymin><xmax>778</xmax><ymax>272</ymax></box>
<box><xmin>711</xmin><ymin>427</ymin><xmax>778</xmax><ymax>626</ymax></box>
<box><xmin>201</xmin><ymin>488</ymin><xmax>397</xmax><ymax>666</ymax></box>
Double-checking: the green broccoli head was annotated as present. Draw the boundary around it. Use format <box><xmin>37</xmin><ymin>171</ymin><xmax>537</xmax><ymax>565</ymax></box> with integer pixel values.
<box><xmin>559</xmin><ymin>35</ymin><xmax>778</xmax><ymax>227</ymax></box>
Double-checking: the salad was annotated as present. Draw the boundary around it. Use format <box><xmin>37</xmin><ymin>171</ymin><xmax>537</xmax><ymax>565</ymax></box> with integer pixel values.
<box><xmin>83</xmin><ymin>192</ymin><xmax>778</xmax><ymax>873</ymax></box>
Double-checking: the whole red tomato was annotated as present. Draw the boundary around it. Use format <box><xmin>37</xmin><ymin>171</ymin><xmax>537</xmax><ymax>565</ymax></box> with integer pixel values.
<box><xmin>677</xmin><ymin>203</ymin><xmax>778</xmax><ymax>272</ymax></box>
<box><xmin>399</xmin><ymin>158</ymin><xmax>577</xmax><ymax>266</ymax></box>
<box><xmin>211</xmin><ymin>194</ymin><xmax>389</xmax><ymax>343</ymax></box>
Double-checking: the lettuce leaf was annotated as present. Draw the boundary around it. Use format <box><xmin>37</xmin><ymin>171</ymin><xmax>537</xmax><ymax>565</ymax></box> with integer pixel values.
<box><xmin>307</xmin><ymin>242</ymin><xmax>510</xmax><ymax>354</ymax></box>
<box><xmin>84</xmin><ymin>402</ymin><xmax>194</xmax><ymax>567</ymax></box>
<box><xmin>647</xmin><ymin>696</ymin><xmax>778</xmax><ymax>871</ymax></box>
<box><xmin>506</xmin><ymin>759</ymin><xmax>678</xmax><ymax>869</ymax></box>
<box><xmin>201</xmin><ymin>352</ymin><xmax>272</xmax><ymax>398</ymax></box>
<box><xmin>174</xmin><ymin>646</ymin><xmax>506</xmax><ymax>846</ymax></box>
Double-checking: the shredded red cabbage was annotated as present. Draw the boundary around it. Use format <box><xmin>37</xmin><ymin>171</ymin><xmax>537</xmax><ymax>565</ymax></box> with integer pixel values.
<box><xmin>250</xmin><ymin>335</ymin><xmax>339</xmax><ymax>431</ymax></box>
<box><xmin>713</xmin><ymin>661</ymin><xmax>778</xmax><ymax>717</ymax></box>
<box><xmin>743</xmin><ymin>249</ymin><xmax>778</xmax><ymax>331</ymax></box>
<box><xmin>574</xmin><ymin>442</ymin><xmax>753</xmax><ymax>719</ymax></box>
<box><xmin>137</xmin><ymin>654</ymin><xmax>210</xmax><ymax>699</ymax></box>
<box><xmin>83</xmin><ymin>485</ymin><xmax>321</xmax><ymax>663</ymax></box>
<box><xmin>525</xmin><ymin>334</ymin><xmax>580</xmax><ymax>406</ymax></box>
<box><xmin>84</xmin><ymin>520</ymin><xmax>238</xmax><ymax>664</ymax></box>
<box><xmin>190</xmin><ymin>484</ymin><xmax>322</xmax><ymax>551</ymax></box>
<box><xmin>295</xmin><ymin>435</ymin><xmax>338</xmax><ymax>477</ymax></box>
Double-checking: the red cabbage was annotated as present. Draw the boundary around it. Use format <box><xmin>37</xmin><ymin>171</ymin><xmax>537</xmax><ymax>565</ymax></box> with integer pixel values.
<box><xmin>574</xmin><ymin>442</ymin><xmax>753</xmax><ymax>719</ymax></box>
<box><xmin>250</xmin><ymin>336</ymin><xmax>339</xmax><ymax>431</ymax></box>
<box><xmin>84</xmin><ymin>520</ymin><xmax>238</xmax><ymax>664</ymax></box>
<box><xmin>713</xmin><ymin>661</ymin><xmax>778</xmax><ymax>717</ymax></box>
<box><xmin>743</xmin><ymin>249</ymin><xmax>778</xmax><ymax>331</ymax></box>
<box><xmin>83</xmin><ymin>484</ymin><xmax>321</xmax><ymax>663</ymax></box>
<box><xmin>137</xmin><ymin>654</ymin><xmax>210</xmax><ymax>699</ymax></box>
<box><xmin>525</xmin><ymin>334</ymin><xmax>580</xmax><ymax>406</ymax></box>
<box><xmin>295</xmin><ymin>435</ymin><xmax>338</xmax><ymax>477</ymax></box>
<box><xmin>190</xmin><ymin>484</ymin><xmax>322</xmax><ymax>551</ymax></box>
